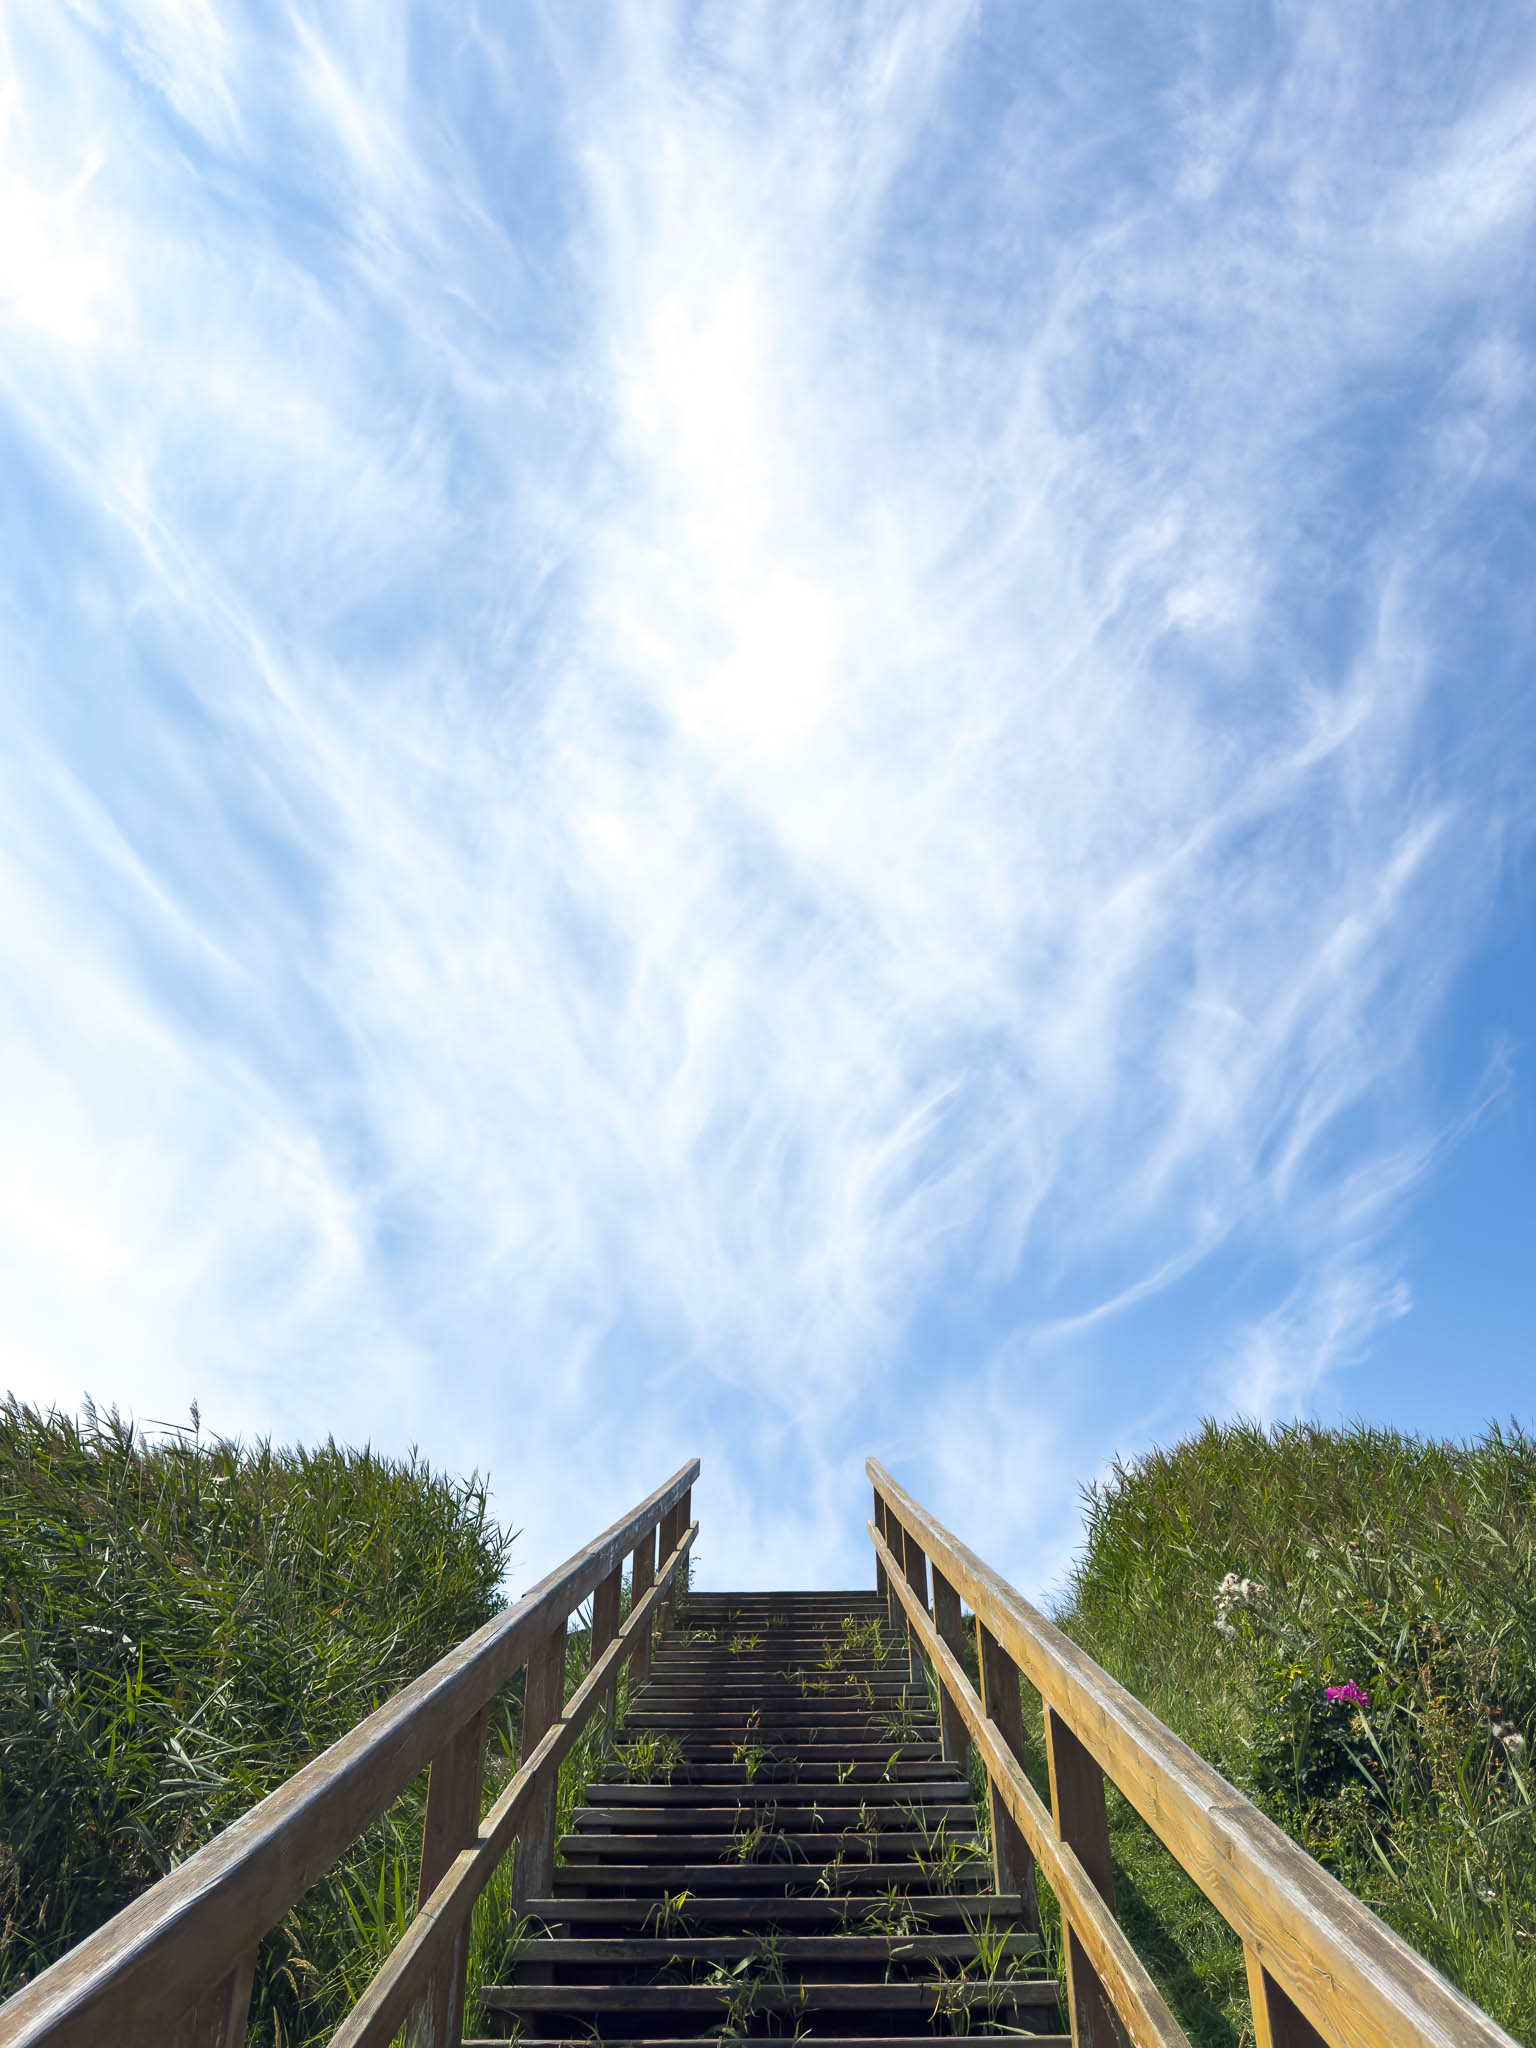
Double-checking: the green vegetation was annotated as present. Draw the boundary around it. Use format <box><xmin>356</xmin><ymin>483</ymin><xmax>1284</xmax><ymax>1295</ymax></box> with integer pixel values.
<box><xmin>1047</xmin><ymin>1418</ymin><xmax>1536</xmax><ymax>2045</ymax></box>
<box><xmin>0</xmin><ymin>1397</ymin><xmax>516</xmax><ymax>2044</ymax></box>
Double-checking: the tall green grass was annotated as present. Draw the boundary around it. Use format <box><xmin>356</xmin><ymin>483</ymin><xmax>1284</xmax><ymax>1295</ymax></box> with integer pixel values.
<box><xmin>1053</xmin><ymin>1418</ymin><xmax>1536</xmax><ymax>2045</ymax></box>
<box><xmin>0</xmin><ymin>1397</ymin><xmax>515</xmax><ymax>2044</ymax></box>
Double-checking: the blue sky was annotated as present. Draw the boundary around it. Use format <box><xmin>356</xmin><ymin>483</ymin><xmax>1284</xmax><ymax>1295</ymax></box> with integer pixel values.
<box><xmin>2</xmin><ymin>1</ymin><xmax>1534</xmax><ymax>1598</ymax></box>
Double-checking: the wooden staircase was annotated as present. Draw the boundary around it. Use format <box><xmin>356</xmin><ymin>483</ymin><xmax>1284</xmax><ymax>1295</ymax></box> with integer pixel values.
<box><xmin>480</xmin><ymin>1590</ymin><xmax>1065</xmax><ymax>2044</ymax></box>
<box><xmin>5</xmin><ymin>1458</ymin><xmax>1521</xmax><ymax>2048</ymax></box>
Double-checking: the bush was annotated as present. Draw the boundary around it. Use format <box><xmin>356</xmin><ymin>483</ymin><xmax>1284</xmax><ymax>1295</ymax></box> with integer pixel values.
<box><xmin>1055</xmin><ymin>1418</ymin><xmax>1536</xmax><ymax>2045</ymax></box>
<box><xmin>0</xmin><ymin>1396</ymin><xmax>515</xmax><ymax>2042</ymax></box>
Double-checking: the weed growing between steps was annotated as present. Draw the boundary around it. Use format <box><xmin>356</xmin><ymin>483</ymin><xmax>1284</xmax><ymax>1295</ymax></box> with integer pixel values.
<box><xmin>1050</xmin><ymin>1418</ymin><xmax>1536</xmax><ymax>2045</ymax></box>
<box><xmin>0</xmin><ymin>1395</ymin><xmax>515</xmax><ymax>2044</ymax></box>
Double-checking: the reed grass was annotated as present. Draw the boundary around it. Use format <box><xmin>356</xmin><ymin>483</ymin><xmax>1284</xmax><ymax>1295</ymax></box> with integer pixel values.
<box><xmin>1051</xmin><ymin>1418</ymin><xmax>1536</xmax><ymax>2045</ymax></box>
<box><xmin>0</xmin><ymin>1396</ymin><xmax>514</xmax><ymax>2044</ymax></box>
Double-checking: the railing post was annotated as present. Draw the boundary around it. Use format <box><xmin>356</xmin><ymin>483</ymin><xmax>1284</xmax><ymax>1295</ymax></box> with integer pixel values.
<box><xmin>929</xmin><ymin>1566</ymin><xmax>969</xmax><ymax>1770</ymax></box>
<box><xmin>412</xmin><ymin>1706</ymin><xmax>488</xmax><ymax>2048</ymax></box>
<box><xmin>630</xmin><ymin>1523</ymin><xmax>656</xmax><ymax>1681</ymax></box>
<box><xmin>1246</xmin><ymin>1947</ymin><xmax>1330</xmax><ymax>2048</ymax></box>
<box><xmin>900</xmin><ymin>1525</ymin><xmax>930</xmax><ymax>1684</ymax></box>
<box><xmin>872</xmin><ymin>1484</ymin><xmax>890</xmax><ymax>1601</ymax></box>
<box><xmin>658</xmin><ymin>1499</ymin><xmax>681</xmax><ymax>1626</ymax></box>
<box><xmin>670</xmin><ymin>1485</ymin><xmax>692</xmax><ymax>1619</ymax></box>
<box><xmin>173</xmin><ymin>1949</ymin><xmax>257</xmax><ymax>2048</ymax></box>
<box><xmin>1044</xmin><ymin>1707</ymin><xmax>1118</xmax><ymax>2048</ymax></box>
<box><xmin>511</xmin><ymin>1617</ymin><xmax>568</xmax><ymax>1915</ymax></box>
<box><xmin>591</xmin><ymin>1560</ymin><xmax>623</xmax><ymax>1751</ymax></box>
<box><xmin>875</xmin><ymin>1495</ymin><xmax>899</xmax><ymax>1634</ymax></box>
<box><xmin>975</xmin><ymin>1621</ymin><xmax>1040</xmax><ymax>1930</ymax></box>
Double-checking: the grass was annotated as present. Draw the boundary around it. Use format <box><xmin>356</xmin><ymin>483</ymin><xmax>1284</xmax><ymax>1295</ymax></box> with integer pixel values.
<box><xmin>0</xmin><ymin>1395</ymin><xmax>516</xmax><ymax>2044</ymax></box>
<box><xmin>1046</xmin><ymin>1418</ymin><xmax>1536</xmax><ymax>2046</ymax></box>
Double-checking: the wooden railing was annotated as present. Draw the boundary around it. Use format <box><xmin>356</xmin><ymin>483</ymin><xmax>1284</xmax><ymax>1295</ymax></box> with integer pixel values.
<box><xmin>0</xmin><ymin>1459</ymin><xmax>699</xmax><ymax>2048</ymax></box>
<box><xmin>868</xmin><ymin>1458</ymin><xmax>1517</xmax><ymax>2048</ymax></box>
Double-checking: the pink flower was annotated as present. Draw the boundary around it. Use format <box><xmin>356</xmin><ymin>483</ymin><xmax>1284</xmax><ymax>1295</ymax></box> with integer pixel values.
<box><xmin>1325</xmin><ymin>1680</ymin><xmax>1369</xmax><ymax>1708</ymax></box>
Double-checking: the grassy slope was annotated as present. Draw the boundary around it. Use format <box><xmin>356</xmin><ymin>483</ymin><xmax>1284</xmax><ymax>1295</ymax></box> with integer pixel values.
<box><xmin>0</xmin><ymin>1398</ymin><xmax>515</xmax><ymax>2045</ymax></box>
<box><xmin>1049</xmin><ymin>1419</ymin><xmax>1536</xmax><ymax>2046</ymax></box>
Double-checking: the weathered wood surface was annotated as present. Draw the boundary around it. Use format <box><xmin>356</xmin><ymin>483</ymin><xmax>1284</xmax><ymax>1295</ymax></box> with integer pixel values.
<box><xmin>868</xmin><ymin>1460</ymin><xmax>1521</xmax><ymax>2048</ymax></box>
<box><xmin>331</xmin><ymin>1519</ymin><xmax>697</xmax><ymax>2048</ymax></box>
<box><xmin>0</xmin><ymin>1462</ymin><xmax>699</xmax><ymax>2048</ymax></box>
<box><xmin>510</xmin><ymin>1617</ymin><xmax>568</xmax><ymax>1915</ymax></box>
<box><xmin>590</xmin><ymin>1560</ymin><xmax>623</xmax><ymax>1749</ymax></box>
<box><xmin>930</xmin><ymin>1563</ymin><xmax>970</xmax><ymax>1769</ymax></box>
<box><xmin>493</xmin><ymin>1586</ymin><xmax>1059</xmax><ymax>2048</ymax></box>
<box><xmin>414</xmin><ymin>1704</ymin><xmax>489</xmax><ymax>2048</ymax></box>
<box><xmin>1046</xmin><ymin>1706</ymin><xmax>1118</xmax><ymax>2048</ymax></box>
<box><xmin>870</xmin><ymin>1521</ymin><xmax>1188</xmax><ymax>2048</ymax></box>
<box><xmin>977</xmin><ymin>1615</ymin><xmax>1040</xmax><ymax>1928</ymax></box>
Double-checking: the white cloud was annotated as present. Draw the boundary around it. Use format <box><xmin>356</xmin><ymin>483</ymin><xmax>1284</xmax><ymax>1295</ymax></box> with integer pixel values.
<box><xmin>1</xmin><ymin>1</ymin><xmax>1533</xmax><ymax>1594</ymax></box>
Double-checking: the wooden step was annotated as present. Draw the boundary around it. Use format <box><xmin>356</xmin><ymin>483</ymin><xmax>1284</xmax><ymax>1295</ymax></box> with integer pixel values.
<box><xmin>479</xmin><ymin>1590</ymin><xmax>1058</xmax><ymax>2044</ymax></box>
<box><xmin>585</xmin><ymin>1779</ymin><xmax>973</xmax><ymax>1804</ymax></box>
<box><xmin>550</xmin><ymin>1860</ymin><xmax>991</xmax><ymax>1891</ymax></box>
<box><xmin>594</xmin><ymin>1758</ymin><xmax>948</xmax><ymax>1783</ymax></box>
<box><xmin>469</xmin><ymin>2037</ymin><xmax>1070</xmax><ymax>2047</ymax></box>
<box><xmin>571</xmin><ymin>1802</ymin><xmax>976</xmax><ymax>1829</ymax></box>
<box><xmin>523</xmin><ymin>1892</ymin><xmax>1034</xmax><ymax>1927</ymax></box>
<box><xmin>471</xmin><ymin>2037</ymin><xmax>1069</xmax><ymax>2047</ymax></box>
<box><xmin>557</xmin><ymin>1834</ymin><xmax>983</xmax><ymax>1866</ymax></box>
<box><xmin>514</xmin><ymin>1933</ymin><xmax>1042</xmax><ymax>1965</ymax></box>
<box><xmin>482</xmin><ymin>1980</ymin><xmax>1060</xmax><ymax>2014</ymax></box>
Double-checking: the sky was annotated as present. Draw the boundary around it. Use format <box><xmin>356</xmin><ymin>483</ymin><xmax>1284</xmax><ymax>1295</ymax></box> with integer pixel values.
<box><xmin>2</xmin><ymin>0</ymin><xmax>1534</xmax><ymax>1602</ymax></box>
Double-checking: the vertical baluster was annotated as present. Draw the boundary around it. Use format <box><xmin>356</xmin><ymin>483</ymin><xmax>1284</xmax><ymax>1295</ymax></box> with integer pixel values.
<box><xmin>876</xmin><ymin>1496</ymin><xmax>900</xmax><ymax>1634</ymax></box>
<box><xmin>1044</xmin><ymin>1708</ymin><xmax>1117</xmax><ymax>2048</ymax></box>
<box><xmin>671</xmin><ymin>1485</ymin><xmax>692</xmax><ymax>1619</ymax></box>
<box><xmin>512</xmin><ymin>1618</ymin><xmax>569</xmax><ymax>1917</ymax></box>
<box><xmin>1245</xmin><ymin>1948</ymin><xmax>1330</xmax><ymax>2048</ymax></box>
<box><xmin>630</xmin><ymin>1525</ymin><xmax>656</xmax><ymax>1681</ymax></box>
<box><xmin>172</xmin><ymin>1949</ymin><xmax>258</xmax><ymax>2048</ymax></box>
<box><xmin>975</xmin><ymin>1622</ymin><xmax>1040</xmax><ymax>1930</ymax></box>
<box><xmin>413</xmin><ymin>1706</ymin><xmax>489</xmax><ymax>2048</ymax></box>
<box><xmin>900</xmin><ymin>1528</ymin><xmax>930</xmax><ymax>1685</ymax></box>
<box><xmin>658</xmin><ymin>1500</ymin><xmax>681</xmax><ymax>1634</ymax></box>
<box><xmin>591</xmin><ymin>1560</ymin><xmax>623</xmax><ymax>1751</ymax></box>
<box><xmin>929</xmin><ymin>1567</ymin><xmax>969</xmax><ymax>1770</ymax></box>
<box><xmin>872</xmin><ymin>1485</ymin><xmax>890</xmax><ymax>1602</ymax></box>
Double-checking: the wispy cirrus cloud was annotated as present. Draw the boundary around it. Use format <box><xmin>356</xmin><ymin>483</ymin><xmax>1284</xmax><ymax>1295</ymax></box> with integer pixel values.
<box><xmin>2</xmin><ymin>0</ymin><xmax>1533</xmax><ymax>1591</ymax></box>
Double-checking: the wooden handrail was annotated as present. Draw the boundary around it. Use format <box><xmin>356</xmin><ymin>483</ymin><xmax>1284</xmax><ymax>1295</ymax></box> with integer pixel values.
<box><xmin>332</xmin><ymin>1514</ymin><xmax>698</xmax><ymax>2048</ymax></box>
<box><xmin>868</xmin><ymin>1458</ymin><xmax>1518</xmax><ymax>2048</ymax></box>
<box><xmin>0</xmin><ymin>1458</ymin><xmax>700</xmax><ymax>2048</ymax></box>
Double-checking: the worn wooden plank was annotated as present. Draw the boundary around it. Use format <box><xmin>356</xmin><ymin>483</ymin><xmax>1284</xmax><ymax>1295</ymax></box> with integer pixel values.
<box><xmin>512</xmin><ymin>1933</ymin><xmax>1041</xmax><ymax>1963</ymax></box>
<box><xmin>870</xmin><ymin>1461</ymin><xmax>1520</xmax><ymax>2048</ymax></box>
<box><xmin>519</xmin><ymin>1892</ymin><xmax>1031</xmax><ymax>1927</ymax></box>
<box><xmin>482</xmin><ymin>1981</ymin><xmax>1058</xmax><ymax>2012</ymax></box>
<box><xmin>0</xmin><ymin>1467</ymin><xmax>697</xmax><ymax>2048</ymax></box>
<box><xmin>463</xmin><ymin>2037</ymin><xmax>1070</xmax><ymax>2048</ymax></box>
